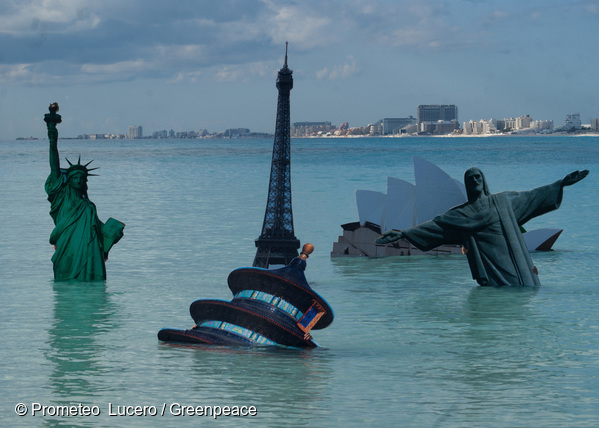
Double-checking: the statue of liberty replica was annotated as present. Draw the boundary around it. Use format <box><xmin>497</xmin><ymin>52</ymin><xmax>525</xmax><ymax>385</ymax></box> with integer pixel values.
<box><xmin>44</xmin><ymin>103</ymin><xmax>124</xmax><ymax>281</ymax></box>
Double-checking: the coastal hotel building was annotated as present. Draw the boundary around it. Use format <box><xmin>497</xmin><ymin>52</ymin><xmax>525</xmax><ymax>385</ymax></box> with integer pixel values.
<box><xmin>416</xmin><ymin>104</ymin><xmax>459</xmax><ymax>134</ymax></box>
<box><xmin>290</xmin><ymin>105</ymin><xmax>459</xmax><ymax>137</ymax></box>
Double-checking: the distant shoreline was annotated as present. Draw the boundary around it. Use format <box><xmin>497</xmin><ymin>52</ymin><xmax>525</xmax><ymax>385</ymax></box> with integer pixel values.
<box><xmin>292</xmin><ymin>131</ymin><xmax>599</xmax><ymax>138</ymax></box>
<box><xmin>10</xmin><ymin>131</ymin><xmax>599</xmax><ymax>141</ymax></box>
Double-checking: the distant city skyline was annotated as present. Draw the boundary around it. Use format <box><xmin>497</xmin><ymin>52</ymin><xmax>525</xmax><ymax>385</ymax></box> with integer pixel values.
<box><xmin>15</xmin><ymin>99</ymin><xmax>599</xmax><ymax>139</ymax></box>
<box><xmin>59</xmin><ymin>108</ymin><xmax>596</xmax><ymax>140</ymax></box>
<box><xmin>2</xmin><ymin>1</ymin><xmax>598</xmax><ymax>139</ymax></box>
<box><xmin>10</xmin><ymin>94</ymin><xmax>599</xmax><ymax>140</ymax></box>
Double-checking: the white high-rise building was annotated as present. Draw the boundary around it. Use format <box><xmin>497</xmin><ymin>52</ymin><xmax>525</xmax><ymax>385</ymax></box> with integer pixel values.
<box><xmin>515</xmin><ymin>115</ymin><xmax>532</xmax><ymax>130</ymax></box>
<box><xmin>128</xmin><ymin>125</ymin><xmax>143</xmax><ymax>139</ymax></box>
<box><xmin>561</xmin><ymin>113</ymin><xmax>581</xmax><ymax>130</ymax></box>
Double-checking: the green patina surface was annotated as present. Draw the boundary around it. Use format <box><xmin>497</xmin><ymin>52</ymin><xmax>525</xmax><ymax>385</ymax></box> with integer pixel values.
<box><xmin>44</xmin><ymin>103</ymin><xmax>124</xmax><ymax>281</ymax></box>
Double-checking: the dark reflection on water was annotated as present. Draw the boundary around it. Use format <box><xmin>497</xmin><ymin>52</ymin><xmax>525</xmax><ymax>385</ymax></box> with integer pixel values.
<box><xmin>155</xmin><ymin>343</ymin><xmax>334</xmax><ymax>423</ymax></box>
<box><xmin>463</xmin><ymin>284</ymin><xmax>538</xmax><ymax>319</ymax></box>
<box><xmin>45</xmin><ymin>281</ymin><xmax>116</xmax><ymax>400</ymax></box>
<box><xmin>328</xmin><ymin>254</ymin><xmax>586</xmax><ymax>425</ymax></box>
<box><xmin>459</xmin><ymin>285</ymin><xmax>540</xmax><ymax>374</ymax></box>
<box><xmin>435</xmin><ymin>285</ymin><xmax>578</xmax><ymax>424</ymax></box>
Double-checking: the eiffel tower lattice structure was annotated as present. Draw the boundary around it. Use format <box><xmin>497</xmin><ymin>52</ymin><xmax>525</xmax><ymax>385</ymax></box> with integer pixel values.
<box><xmin>253</xmin><ymin>43</ymin><xmax>300</xmax><ymax>268</ymax></box>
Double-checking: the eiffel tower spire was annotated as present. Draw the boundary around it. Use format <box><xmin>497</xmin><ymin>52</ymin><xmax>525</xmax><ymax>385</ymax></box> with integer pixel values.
<box><xmin>253</xmin><ymin>43</ymin><xmax>300</xmax><ymax>268</ymax></box>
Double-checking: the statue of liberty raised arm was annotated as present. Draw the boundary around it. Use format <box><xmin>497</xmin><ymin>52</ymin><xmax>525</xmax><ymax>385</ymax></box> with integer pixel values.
<box><xmin>44</xmin><ymin>103</ymin><xmax>124</xmax><ymax>281</ymax></box>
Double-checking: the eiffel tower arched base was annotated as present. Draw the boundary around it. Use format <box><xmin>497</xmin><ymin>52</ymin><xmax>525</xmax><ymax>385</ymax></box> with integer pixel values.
<box><xmin>253</xmin><ymin>238</ymin><xmax>300</xmax><ymax>268</ymax></box>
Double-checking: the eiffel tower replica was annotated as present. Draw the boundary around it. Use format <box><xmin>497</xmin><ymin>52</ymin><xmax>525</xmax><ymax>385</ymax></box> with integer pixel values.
<box><xmin>253</xmin><ymin>43</ymin><xmax>301</xmax><ymax>268</ymax></box>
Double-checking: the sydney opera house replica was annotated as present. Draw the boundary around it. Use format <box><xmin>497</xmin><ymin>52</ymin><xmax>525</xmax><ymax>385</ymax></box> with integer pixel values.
<box><xmin>331</xmin><ymin>157</ymin><xmax>563</xmax><ymax>258</ymax></box>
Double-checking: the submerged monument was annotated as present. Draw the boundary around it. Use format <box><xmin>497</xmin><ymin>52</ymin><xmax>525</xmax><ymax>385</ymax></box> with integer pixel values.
<box><xmin>44</xmin><ymin>103</ymin><xmax>124</xmax><ymax>281</ymax></box>
<box><xmin>158</xmin><ymin>243</ymin><xmax>334</xmax><ymax>348</ymax></box>
<box><xmin>332</xmin><ymin>157</ymin><xmax>564</xmax><ymax>257</ymax></box>
<box><xmin>159</xmin><ymin>47</ymin><xmax>333</xmax><ymax>347</ymax></box>
<box><xmin>253</xmin><ymin>42</ymin><xmax>300</xmax><ymax>268</ymax></box>
<box><xmin>376</xmin><ymin>167</ymin><xmax>589</xmax><ymax>286</ymax></box>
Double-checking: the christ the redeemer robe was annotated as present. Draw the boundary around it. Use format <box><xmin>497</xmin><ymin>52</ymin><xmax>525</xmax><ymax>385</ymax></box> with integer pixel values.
<box><xmin>402</xmin><ymin>180</ymin><xmax>564</xmax><ymax>286</ymax></box>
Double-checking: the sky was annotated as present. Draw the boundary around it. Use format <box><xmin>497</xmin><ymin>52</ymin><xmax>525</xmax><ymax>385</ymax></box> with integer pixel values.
<box><xmin>1</xmin><ymin>0</ymin><xmax>598</xmax><ymax>139</ymax></box>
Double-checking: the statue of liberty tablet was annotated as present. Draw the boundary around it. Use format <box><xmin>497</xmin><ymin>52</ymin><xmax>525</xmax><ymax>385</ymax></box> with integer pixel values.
<box><xmin>44</xmin><ymin>103</ymin><xmax>124</xmax><ymax>281</ymax></box>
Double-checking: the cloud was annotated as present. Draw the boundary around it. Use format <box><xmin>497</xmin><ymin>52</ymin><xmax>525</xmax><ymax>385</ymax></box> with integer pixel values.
<box><xmin>316</xmin><ymin>56</ymin><xmax>358</xmax><ymax>80</ymax></box>
<box><xmin>167</xmin><ymin>70</ymin><xmax>203</xmax><ymax>84</ymax></box>
<box><xmin>263</xmin><ymin>0</ymin><xmax>334</xmax><ymax>48</ymax></box>
<box><xmin>490</xmin><ymin>10</ymin><xmax>511</xmax><ymax>20</ymax></box>
<box><xmin>0</xmin><ymin>64</ymin><xmax>39</xmax><ymax>83</ymax></box>
<box><xmin>588</xmin><ymin>3</ymin><xmax>599</xmax><ymax>14</ymax></box>
<box><xmin>0</xmin><ymin>0</ymin><xmax>278</xmax><ymax>85</ymax></box>
<box><xmin>0</xmin><ymin>0</ymin><xmax>591</xmax><ymax>88</ymax></box>
<box><xmin>215</xmin><ymin>61</ymin><xmax>272</xmax><ymax>82</ymax></box>
<box><xmin>364</xmin><ymin>2</ymin><xmax>489</xmax><ymax>52</ymax></box>
<box><xmin>80</xmin><ymin>60</ymin><xmax>148</xmax><ymax>75</ymax></box>
<box><xmin>0</xmin><ymin>0</ymin><xmax>100</xmax><ymax>35</ymax></box>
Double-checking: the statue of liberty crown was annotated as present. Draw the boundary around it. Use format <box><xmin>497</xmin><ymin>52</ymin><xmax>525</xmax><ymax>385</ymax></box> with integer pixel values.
<box><xmin>65</xmin><ymin>155</ymin><xmax>99</xmax><ymax>177</ymax></box>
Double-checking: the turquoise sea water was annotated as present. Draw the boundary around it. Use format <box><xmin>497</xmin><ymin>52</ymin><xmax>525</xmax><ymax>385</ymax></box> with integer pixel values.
<box><xmin>1</xmin><ymin>136</ymin><xmax>598</xmax><ymax>427</ymax></box>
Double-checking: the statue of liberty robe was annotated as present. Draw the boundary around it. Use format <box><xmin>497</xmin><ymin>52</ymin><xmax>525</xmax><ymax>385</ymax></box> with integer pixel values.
<box><xmin>45</xmin><ymin>172</ymin><xmax>123</xmax><ymax>281</ymax></box>
<box><xmin>402</xmin><ymin>181</ymin><xmax>564</xmax><ymax>286</ymax></box>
